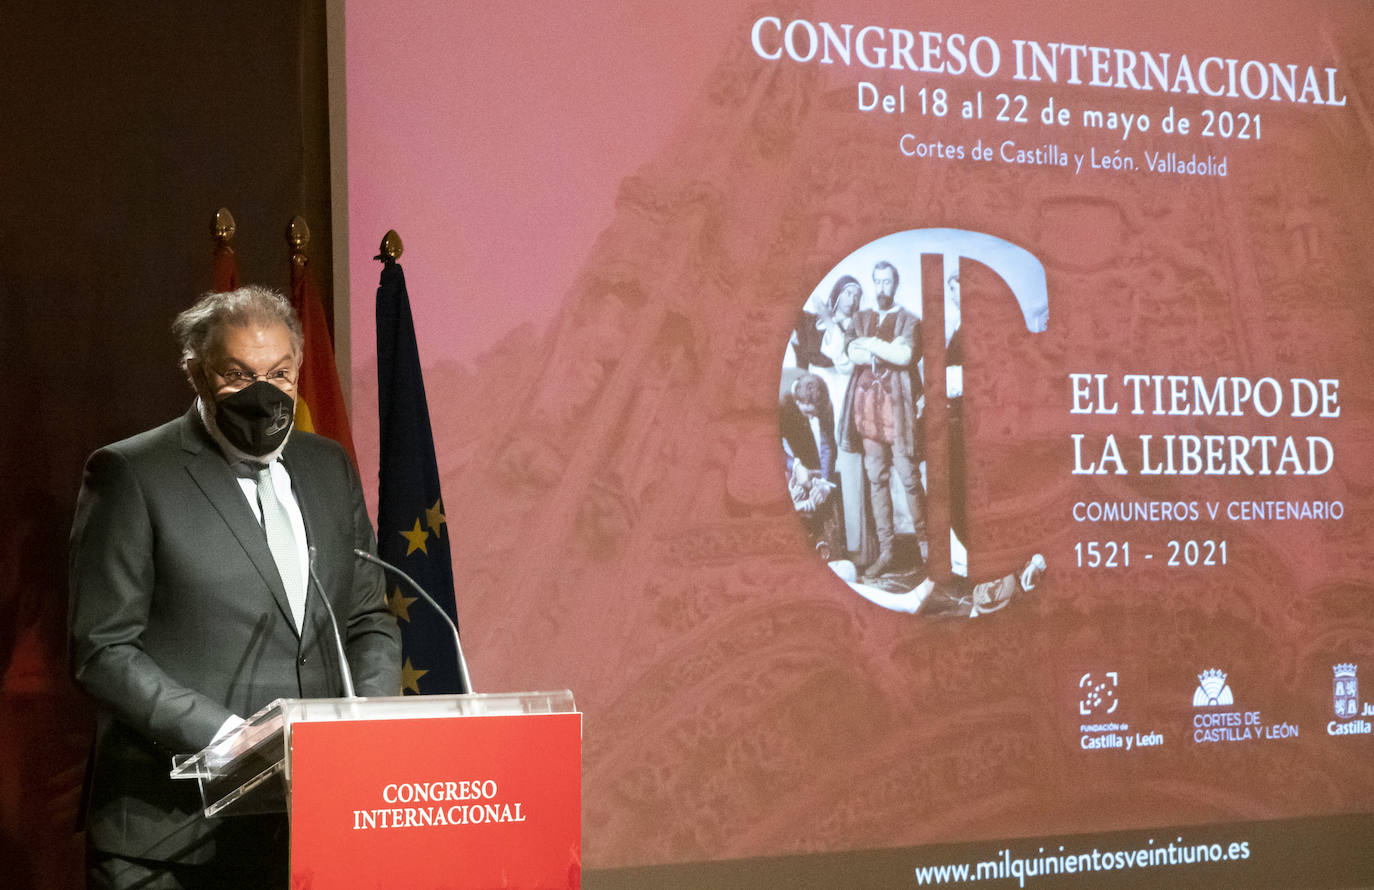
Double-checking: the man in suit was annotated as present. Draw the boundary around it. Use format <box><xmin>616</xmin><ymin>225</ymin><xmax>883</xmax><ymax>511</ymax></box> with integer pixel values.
<box><xmin>69</xmin><ymin>285</ymin><xmax>401</xmax><ymax>888</ymax></box>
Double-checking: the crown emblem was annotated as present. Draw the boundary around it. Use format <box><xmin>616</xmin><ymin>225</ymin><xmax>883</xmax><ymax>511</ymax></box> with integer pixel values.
<box><xmin>1193</xmin><ymin>668</ymin><xmax>1233</xmax><ymax>707</ymax></box>
<box><xmin>1198</xmin><ymin>668</ymin><xmax>1226</xmax><ymax>687</ymax></box>
<box><xmin>1334</xmin><ymin>663</ymin><xmax>1357</xmax><ymax>678</ymax></box>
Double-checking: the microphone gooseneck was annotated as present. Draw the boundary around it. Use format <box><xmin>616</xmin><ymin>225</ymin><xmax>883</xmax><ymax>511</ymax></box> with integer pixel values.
<box><xmin>353</xmin><ymin>548</ymin><xmax>473</xmax><ymax>694</ymax></box>
<box><xmin>308</xmin><ymin>546</ymin><xmax>358</xmax><ymax>699</ymax></box>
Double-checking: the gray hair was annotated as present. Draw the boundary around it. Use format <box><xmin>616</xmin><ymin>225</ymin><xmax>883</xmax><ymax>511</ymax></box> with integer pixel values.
<box><xmin>172</xmin><ymin>285</ymin><xmax>304</xmax><ymax>370</ymax></box>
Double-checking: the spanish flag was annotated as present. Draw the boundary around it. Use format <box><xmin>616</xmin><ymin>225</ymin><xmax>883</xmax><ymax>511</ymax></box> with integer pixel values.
<box><xmin>211</xmin><ymin>238</ymin><xmax>239</xmax><ymax>292</ymax></box>
<box><xmin>290</xmin><ymin>260</ymin><xmax>359</xmax><ymax>467</ymax></box>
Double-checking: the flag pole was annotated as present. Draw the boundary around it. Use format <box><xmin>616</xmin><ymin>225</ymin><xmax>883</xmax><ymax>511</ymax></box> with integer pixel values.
<box><xmin>373</xmin><ymin>230</ymin><xmax>465</xmax><ymax>695</ymax></box>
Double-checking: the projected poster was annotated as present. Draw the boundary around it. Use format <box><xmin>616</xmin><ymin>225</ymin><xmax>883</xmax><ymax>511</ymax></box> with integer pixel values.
<box><xmin>345</xmin><ymin>1</ymin><xmax>1374</xmax><ymax>886</ymax></box>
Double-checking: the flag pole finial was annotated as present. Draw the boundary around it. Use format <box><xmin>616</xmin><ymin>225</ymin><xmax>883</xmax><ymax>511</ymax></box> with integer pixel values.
<box><xmin>212</xmin><ymin>207</ymin><xmax>236</xmax><ymax>246</ymax></box>
<box><xmin>288</xmin><ymin>215</ymin><xmax>311</xmax><ymax>271</ymax></box>
<box><xmin>377</xmin><ymin>229</ymin><xmax>404</xmax><ymax>263</ymax></box>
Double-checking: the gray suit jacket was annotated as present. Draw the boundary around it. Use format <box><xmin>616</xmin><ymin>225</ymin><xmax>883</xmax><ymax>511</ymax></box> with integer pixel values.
<box><xmin>69</xmin><ymin>408</ymin><xmax>401</xmax><ymax>863</ymax></box>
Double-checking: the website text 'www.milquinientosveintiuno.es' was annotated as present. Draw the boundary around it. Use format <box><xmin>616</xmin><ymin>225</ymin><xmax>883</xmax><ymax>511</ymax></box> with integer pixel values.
<box><xmin>913</xmin><ymin>835</ymin><xmax>1251</xmax><ymax>887</ymax></box>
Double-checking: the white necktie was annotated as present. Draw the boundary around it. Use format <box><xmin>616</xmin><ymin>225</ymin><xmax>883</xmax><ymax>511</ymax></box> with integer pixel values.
<box><xmin>254</xmin><ymin>466</ymin><xmax>306</xmax><ymax>631</ymax></box>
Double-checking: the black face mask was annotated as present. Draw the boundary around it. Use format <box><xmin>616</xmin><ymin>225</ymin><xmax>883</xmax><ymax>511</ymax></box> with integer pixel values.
<box><xmin>214</xmin><ymin>381</ymin><xmax>295</xmax><ymax>456</ymax></box>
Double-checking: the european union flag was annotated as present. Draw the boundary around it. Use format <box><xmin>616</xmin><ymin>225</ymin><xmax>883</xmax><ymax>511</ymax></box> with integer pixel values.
<box><xmin>375</xmin><ymin>255</ymin><xmax>464</xmax><ymax>694</ymax></box>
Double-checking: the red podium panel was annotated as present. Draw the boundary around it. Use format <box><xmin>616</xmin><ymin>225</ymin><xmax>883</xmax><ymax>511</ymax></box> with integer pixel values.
<box><xmin>289</xmin><ymin>712</ymin><xmax>581</xmax><ymax>889</ymax></box>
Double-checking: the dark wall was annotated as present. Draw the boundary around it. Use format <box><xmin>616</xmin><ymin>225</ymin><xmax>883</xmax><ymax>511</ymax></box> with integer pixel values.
<box><xmin>0</xmin><ymin>4</ymin><xmax>331</xmax><ymax>886</ymax></box>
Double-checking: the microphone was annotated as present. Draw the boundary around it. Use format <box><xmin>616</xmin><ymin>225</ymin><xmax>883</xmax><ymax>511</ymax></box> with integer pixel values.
<box><xmin>307</xmin><ymin>546</ymin><xmax>358</xmax><ymax>699</ymax></box>
<box><xmin>353</xmin><ymin>548</ymin><xmax>473</xmax><ymax>694</ymax></box>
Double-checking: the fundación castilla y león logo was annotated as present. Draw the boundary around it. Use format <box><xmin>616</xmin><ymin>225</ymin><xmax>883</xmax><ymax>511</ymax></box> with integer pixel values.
<box><xmin>1192</xmin><ymin>668</ymin><xmax>1299</xmax><ymax>743</ymax></box>
<box><xmin>1329</xmin><ymin>663</ymin><xmax>1372</xmax><ymax>736</ymax></box>
<box><xmin>1079</xmin><ymin>671</ymin><xmax>1119</xmax><ymax>716</ymax></box>
<box><xmin>1076</xmin><ymin>672</ymin><xmax>1163</xmax><ymax>751</ymax></box>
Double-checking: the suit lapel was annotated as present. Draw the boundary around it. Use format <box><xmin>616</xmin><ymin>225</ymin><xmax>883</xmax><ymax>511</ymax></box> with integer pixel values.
<box><xmin>178</xmin><ymin>409</ymin><xmax>299</xmax><ymax>635</ymax></box>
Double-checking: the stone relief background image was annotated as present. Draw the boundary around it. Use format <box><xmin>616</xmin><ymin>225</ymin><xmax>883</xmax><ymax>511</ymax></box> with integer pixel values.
<box><xmin>345</xmin><ymin>0</ymin><xmax>1374</xmax><ymax>871</ymax></box>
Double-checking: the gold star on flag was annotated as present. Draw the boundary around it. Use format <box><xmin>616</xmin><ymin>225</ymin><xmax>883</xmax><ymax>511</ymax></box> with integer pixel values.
<box><xmin>386</xmin><ymin>584</ymin><xmax>417</xmax><ymax>622</ymax></box>
<box><xmin>401</xmin><ymin>658</ymin><xmax>429</xmax><ymax>695</ymax></box>
<box><xmin>400</xmin><ymin>519</ymin><xmax>429</xmax><ymax>556</ymax></box>
<box><xmin>425</xmin><ymin>497</ymin><xmax>447</xmax><ymax>540</ymax></box>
